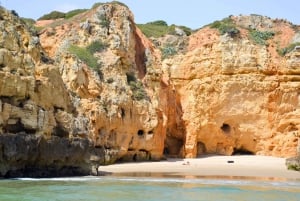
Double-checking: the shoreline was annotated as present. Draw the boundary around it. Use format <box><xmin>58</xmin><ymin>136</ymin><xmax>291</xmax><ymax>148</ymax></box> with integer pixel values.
<box><xmin>98</xmin><ymin>155</ymin><xmax>300</xmax><ymax>181</ymax></box>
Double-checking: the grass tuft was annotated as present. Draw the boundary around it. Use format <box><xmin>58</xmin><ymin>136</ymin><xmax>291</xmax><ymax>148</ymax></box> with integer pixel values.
<box><xmin>68</xmin><ymin>45</ymin><xmax>98</xmax><ymax>70</ymax></box>
<box><xmin>137</xmin><ymin>20</ymin><xmax>192</xmax><ymax>38</ymax></box>
<box><xmin>277</xmin><ymin>42</ymin><xmax>300</xmax><ymax>56</ymax></box>
<box><xmin>209</xmin><ymin>17</ymin><xmax>240</xmax><ymax>37</ymax></box>
<box><xmin>249</xmin><ymin>30</ymin><xmax>275</xmax><ymax>45</ymax></box>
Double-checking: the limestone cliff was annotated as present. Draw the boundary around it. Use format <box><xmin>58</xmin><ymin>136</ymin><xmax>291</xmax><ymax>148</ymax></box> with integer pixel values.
<box><xmin>1</xmin><ymin>3</ymin><xmax>300</xmax><ymax>177</ymax></box>
<box><xmin>0</xmin><ymin>6</ymin><xmax>107</xmax><ymax>177</ymax></box>
<box><xmin>1</xmin><ymin>3</ymin><xmax>165</xmax><ymax>177</ymax></box>
<box><xmin>38</xmin><ymin>3</ymin><xmax>165</xmax><ymax>163</ymax></box>
<box><xmin>163</xmin><ymin>15</ymin><xmax>300</xmax><ymax>158</ymax></box>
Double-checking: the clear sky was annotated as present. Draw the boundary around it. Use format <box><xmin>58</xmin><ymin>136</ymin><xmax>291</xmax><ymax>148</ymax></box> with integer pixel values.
<box><xmin>1</xmin><ymin>0</ymin><xmax>299</xmax><ymax>29</ymax></box>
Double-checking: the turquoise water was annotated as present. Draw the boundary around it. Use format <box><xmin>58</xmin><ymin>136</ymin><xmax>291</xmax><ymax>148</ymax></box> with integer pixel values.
<box><xmin>0</xmin><ymin>176</ymin><xmax>299</xmax><ymax>201</ymax></box>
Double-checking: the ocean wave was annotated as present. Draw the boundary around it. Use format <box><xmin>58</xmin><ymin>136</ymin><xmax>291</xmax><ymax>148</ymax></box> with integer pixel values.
<box><xmin>16</xmin><ymin>176</ymin><xmax>103</xmax><ymax>182</ymax></box>
<box><xmin>14</xmin><ymin>176</ymin><xmax>300</xmax><ymax>190</ymax></box>
<box><xmin>105</xmin><ymin>176</ymin><xmax>300</xmax><ymax>189</ymax></box>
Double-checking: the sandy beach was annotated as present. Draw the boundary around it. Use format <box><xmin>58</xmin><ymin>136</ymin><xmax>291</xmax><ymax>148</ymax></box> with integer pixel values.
<box><xmin>98</xmin><ymin>155</ymin><xmax>300</xmax><ymax>180</ymax></box>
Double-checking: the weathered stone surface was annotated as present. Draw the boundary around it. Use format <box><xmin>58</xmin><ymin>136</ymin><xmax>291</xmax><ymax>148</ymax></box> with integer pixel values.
<box><xmin>1</xmin><ymin>3</ymin><xmax>300</xmax><ymax>177</ymax></box>
<box><xmin>0</xmin><ymin>134</ymin><xmax>104</xmax><ymax>177</ymax></box>
<box><xmin>163</xmin><ymin>16</ymin><xmax>300</xmax><ymax>158</ymax></box>
<box><xmin>38</xmin><ymin>3</ymin><xmax>165</xmax><ymax>163</ymax></box>
<box><xmin>0</xmin><ymin>6</ymin><xmax>104</xmax><ymax>177</ymax></box>
<box><xmin>1</xmin><ymin>3</ymin><xmax>165</xmax><ymax>177</ymax></box>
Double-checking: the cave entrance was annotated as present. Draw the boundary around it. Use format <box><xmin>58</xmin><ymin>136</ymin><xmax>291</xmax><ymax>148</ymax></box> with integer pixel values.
<box><xmin>221</xmin><ymin>123</ymin><xmax>231</xmax><ymax>133</ymax></box>
<box><xmin>197</xmin><ymin>141</ymin><xmax>206</xmax><ymax>157</ymax></box>
<box><xmin>137</xmin><ymin>130</ymin><xmax>144</xmax><ymax>136</ymax></box>
<box><xmin>133</xmin><ymin>154</ymin><xmax>137</xmax><ymax>161</ymax></box>
<box><xmin>233</xmin><ymin>148</ymin><xmax>254</xmax><ymax>155</ymax></box>
<box><xmin>164</xmin><ymin>136</ymin><xmax>183</xmax><ymax>157</ymax></box>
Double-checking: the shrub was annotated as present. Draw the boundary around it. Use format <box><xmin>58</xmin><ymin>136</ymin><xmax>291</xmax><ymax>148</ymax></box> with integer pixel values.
<box><xmin>38</xmin><ymin>11</ymin><xmax>65</xmax><ymax>20</ymax></box>
<box><xmin>177</xmin><ymin>25</ymin><xmax>192</xmax><ymax>36</ymax></box>
<box><xmin>137</xmin><ymin>23</ymin><xmax>168</xmax><ymax>38</ymax></box>
<box><xmin>126</xmin><ymin>72</ymin><xmax>148</xmax><ymax>101</ymax></box>
<box><xmin>287</xmin><ymin>164</ymin><xmax>300</xmax><ymax>171</ymax></box>
<box><xmin>69</xmin><ymin>45</ymin><xmax>98</xmax><ymax>70</ymax></box>
<box><xmin>126</xmin><ymin>72</ymin><xmax>137</xmax><ymax>83</ymax></box>
<box><xmin>21</xmin><ymin>17</ymin><xmax>35</xmax><ymax>26</ymax></box>
<box><xmin>129</xmin><ymin>81</ymin><xmax>148</xmax><ymax>101</ymax></box>
<box><xmin>11</xmin><ymin>10</ymin><xmax>19</xmax><ymax>17</ymax></box>
<box><xmin>161</xmin><ymin>45</ymin><xmax>177</xmax><ymax>59</ymax></box>
<box><xmin>137</xmin><ymin>20</ymin><xmax>193</xmax><ymax>38</ymax></box>
<box><xmin>87</xmin><ymin>40</ymin><xmax>108</xmax><ymax>54</ymax></box>
<box><xmin>65</xmin><ymin>9</ymin><xmax>87</xmax><ymax>19</ymax></box>
<box><xmin>249</xmin><ymin>30</ymin><xmax>275</xmax><ymax>45</ymax></box>
<box><xmin>210</xmin><ymin>17</ymin><xmax>240</xmax><ymax>37</ymax></box>
<box><xmin>277</xmin><ymin>42</ymin><xmax>300</xmax><ymax>56</ymax></box>
<box><xmin>165</xmin><ymin>25</ymin><xmax>192</xmax><ymax>36</ymax></box>
<box><xmin>99</xmin><ymin>15</ymin><xmax>110</xmax><ymax>29</ymax></box>
<box><xmin>148</xmin><ymin>20</ymin><xmax>168</xmax><ymax>26</ymax></box>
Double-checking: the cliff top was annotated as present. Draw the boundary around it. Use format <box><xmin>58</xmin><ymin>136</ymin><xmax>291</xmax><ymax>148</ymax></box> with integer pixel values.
<box><xmin>30</xmin><ymin>3</ymin><xmax>300</xmax><ymax>58</ymax></box>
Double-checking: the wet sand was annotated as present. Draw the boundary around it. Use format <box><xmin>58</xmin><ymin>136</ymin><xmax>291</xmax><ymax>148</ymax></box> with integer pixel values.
<box><xmin>98</xmin><ymin>155</ymin><xmax>300</xmax><ymax>180</ymax></box>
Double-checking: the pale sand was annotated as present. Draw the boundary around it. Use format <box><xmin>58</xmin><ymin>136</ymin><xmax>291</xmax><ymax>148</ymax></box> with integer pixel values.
<box><xmin>98</xmin><ymin>155</ymin><xmax>300</xmax><ymax>180</ymax></box>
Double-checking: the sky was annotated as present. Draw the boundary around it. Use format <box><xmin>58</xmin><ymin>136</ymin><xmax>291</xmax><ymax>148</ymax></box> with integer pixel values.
<box><xmin>1</xmin><ymin>0</ymin><xmax>299</xmax><ymax>29</ymax></box>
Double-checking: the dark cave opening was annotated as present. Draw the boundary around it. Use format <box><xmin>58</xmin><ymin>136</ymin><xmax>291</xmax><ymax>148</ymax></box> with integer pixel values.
<box><xmin>233</xmin><ymin>148</ymin><xmax>254</xmax><ymax>155</ymax></box>
<box><xmin>133</xmin><ymin>154</ymin><xmax>137</xmax><ymax>161</ymax></box>
<box><xmin>164</xmin><ymin>136</ymin><xmax>183</xmax><ymax>157</ymax></box>
<box><xmin>137</xmin><ymin>130</ymin><xmax>144</xmax><ymax>136</ymax></box>
<box><xmin>221</xmin><ymin>123</ymin><xmax>231</xmax><ymax>133</ymax></box>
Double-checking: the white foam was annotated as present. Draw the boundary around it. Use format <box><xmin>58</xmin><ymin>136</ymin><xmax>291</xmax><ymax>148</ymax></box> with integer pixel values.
<box><xmin>15</xmin><ymin>176</ymin><xmax>300</xmax><ymax>190</ymax></box>
<box><xmin>104</xmin><ymin>176</ymin><xmax>300</xmax><ymax>189</ymax></box>
<box><xmin>16</xmin><ymin>176</ymin><xmax>102</xmax><ymax>182</ymax></box>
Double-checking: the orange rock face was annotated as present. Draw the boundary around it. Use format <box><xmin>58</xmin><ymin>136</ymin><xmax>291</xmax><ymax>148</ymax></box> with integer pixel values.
<box><xmin>37</xmin><ymin>3</ymin><xmax>166</xmax><ymax>163</ymax></box>
<box><xmin>164</xmin><ymin>16</ymin><xmax>300</xmax><ymax>158</ymax></box>
<box><xmin>1</xmin><ymin>2</ymin><xmax>299</xmax><ymax>173</ymax></box>
<box><xmin>36</xmin><ymin>9</ymin><xmax>300</xmax><ymax>159</ymax></box>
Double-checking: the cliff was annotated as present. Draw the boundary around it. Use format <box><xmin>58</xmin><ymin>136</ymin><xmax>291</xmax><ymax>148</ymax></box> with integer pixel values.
<box><xmin>164</xmin><ymin>16</ymin><xmax>300</xmax><ymax>158</ymax></box>
<box><xmin>0</xmin><ymin>3</ymin><xmax>165</xmax><ymax>177</ymax></box>
<box><xmin>0</xmin><ymin>6</ymin><xmax>106</xmax><ymax>177</ymax></box>
<box><xmin>0</xmin><ymin>3</ymin><xmax>299</xmax><ymax>177</ymax></box>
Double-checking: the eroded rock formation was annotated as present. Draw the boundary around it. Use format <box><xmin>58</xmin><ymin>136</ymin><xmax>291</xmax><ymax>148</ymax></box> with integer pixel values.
<box><xmin>163</xmin><ymin>16</ymin><xmax>300</xmax><ymax>158</ymax></box>
<box><xmin>38</xmin><ymin>3</ymin><xmax>165</xmax><ymax>163</ymax></box>
<box><xmin>1</xmin><ymin>3</ymin><xmax>166</xmax><ymax>177</ymax></box>
<box><xmin>1</xmin><ymin>3</ymin><xmax>300</xmax><ymax>177</ymax></box>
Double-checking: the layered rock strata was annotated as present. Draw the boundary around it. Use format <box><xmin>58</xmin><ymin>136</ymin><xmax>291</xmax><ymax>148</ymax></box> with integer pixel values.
<box><xmin>0</xmin><ymin>3</ymin><xmax>165</xmax><ymax>177</ymax></box>
<box><xmin>163</xmin><ymin>17</ymin><xmax>300</xmax><ymax>158</ymax></box>
<box><xmin>1</xmin><ymin>3</ymin><xmax>300</xmax><ymax>177</ymax></box>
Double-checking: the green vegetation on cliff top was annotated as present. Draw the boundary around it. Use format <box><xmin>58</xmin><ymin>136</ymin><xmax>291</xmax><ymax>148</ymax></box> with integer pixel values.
<box><xmin>209</xmin><ymin>17</ymin><xmax>240</xmax><ymax>37</ymax></box>
<box><xmin>249</xmin><ymin>30</ymin><xmax>275</xmax><ymax>45</ymax></box>
<box><xmin>38</xmin><ymin>1</ymin><xmax>128</xmax><ymax>21</ymax></box>
<box><xmin>137</xmin><ymin>20</ymin><xmax>192</xmax><ymax>38</ymax></box>
<box><xmin>92</xmin><ymin>1</ymin><xmax>129</xmax><ymax>9</ymax></box>
<box><xmin>38</xmin><ymin>9</ymin><xmax>88</xmax><ymax>20</ymax></box>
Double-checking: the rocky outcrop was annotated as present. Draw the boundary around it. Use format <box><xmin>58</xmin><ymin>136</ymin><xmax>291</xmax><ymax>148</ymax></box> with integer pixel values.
<box><xmin>0</xmin><ymin>6</ymin><xmax>106</xmax><ymax>177</ymax></box>
<box><xmin>1</xmin><ymin>3</ymin><xmax>165</xmax><ymax>177</ymax></box>
<box><xmin>38</xmin><ymin>3</ymin><xmax>165</xmax><ymax>163</ymax></box>
<box><xmin>0</xmin><ymin>134</ymin><xmax>104</xmax><ymax>177</ymax></box>
<box><xmin>286</xmin><ymin>140</ymin><xmax>300</xmax><ymax>171</ymax></box>
<box><xmin>1</xmin><ymin>3</ymin><xmax>300</xmax><ymax>177</ymax></box>
<box><xmin>164</xmin><ymin>16</ymin><xmax>300</xmax><ymax>158</ymax></box>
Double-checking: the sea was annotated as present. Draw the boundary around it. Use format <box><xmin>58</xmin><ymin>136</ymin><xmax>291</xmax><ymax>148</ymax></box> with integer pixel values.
<box><xmin>0</xmin><ymin>175</ymin><xmax>299</xmax><ymax>201</ymax></box>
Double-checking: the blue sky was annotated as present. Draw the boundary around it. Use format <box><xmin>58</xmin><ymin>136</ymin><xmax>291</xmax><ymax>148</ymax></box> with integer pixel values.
<box><xmin>1</xmin><ymin>0</ymin><xmax>299</xmax><ymax>29</ymax></box>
